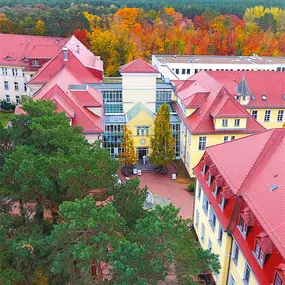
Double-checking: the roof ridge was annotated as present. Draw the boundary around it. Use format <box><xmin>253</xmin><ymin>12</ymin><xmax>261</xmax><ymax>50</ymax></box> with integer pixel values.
<box><xmin>237</xmin><ymin>129</ymin><xmax>278</xmax><ymax>194</ymax></box>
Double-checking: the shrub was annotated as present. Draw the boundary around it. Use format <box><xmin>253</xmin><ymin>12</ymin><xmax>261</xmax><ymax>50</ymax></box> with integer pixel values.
<box><xmin>187</xmin><ymin>182</ymin><xmax>195</xmax><ymax>193</ymax></box>
<box><xmin>0</xmin><ymin>100</ymin><xmax>16</xmax><ymax>111</ymax></box>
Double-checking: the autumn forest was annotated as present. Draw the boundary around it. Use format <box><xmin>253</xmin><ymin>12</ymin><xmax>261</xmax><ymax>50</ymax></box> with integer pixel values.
<box><xmin>0</xmin><ymin>2</ymin><xmax>285</xmax><ymax>76</ymax></box>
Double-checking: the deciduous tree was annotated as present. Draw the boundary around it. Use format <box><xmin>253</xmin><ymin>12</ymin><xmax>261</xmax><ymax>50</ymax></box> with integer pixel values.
<box><xmin>150</xmin><ymin>104</ymin><xmax>175</xmax><ymax>173</ymax></box>
<box><xmin>119</xmin><ymin>125</ymin><xmax>136</xmax><ymax>173</ymax></box>
<box><xmin>34</xmin><ymin>19</ymin><xmax>46</xmax><ymax>35</ymax></box>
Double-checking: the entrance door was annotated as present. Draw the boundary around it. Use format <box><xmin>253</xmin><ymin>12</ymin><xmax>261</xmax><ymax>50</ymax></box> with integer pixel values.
<box><xmin>137</xmin><ymin>147</ymin><xmax>148</xmax><ymax>159</ymax></box>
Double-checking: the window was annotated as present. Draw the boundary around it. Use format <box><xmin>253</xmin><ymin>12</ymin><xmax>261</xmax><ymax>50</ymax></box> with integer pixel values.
<box><xmin>12</xmin><ymin>68</ymin><xmax>18</xmax><ymax>76</ymax></box>
<box><xmin>209</xmin><ymin>207</ymin><xmax>217</xmax><ymax>231</ymax></box>
<box><xmin>224</xmin><ymin>136</ymin><xmax>229</xmax><ymax>142</ymax></box>
<box><xmin>175</xmin><ymin>68</ymin><xmax>179</xmax><ymax>74</ymax></box>
<box><xmin>207</xmin><ymin>172</ymin><xmax>212</xmax><ymax>186</ymax></box>
<box><xmin>253</xmin><ymin>241</ymin><xmax>265</xmax><ymax>266</ymax></box>
<box><xmin>24</xmin><ymin>83</ymin><xmax>27</xmax><ymax>92</ymax></box>
<box><xmin>231</xmin><ymin>136</ymin><xmax>235</xmax><ymax>140</ymax></box>
<box><xmin>229</xmin><ymin>274</ymin><xmax>236</xmax><ymax>285</ymax></box>
<box><xmin>234</xmin><ymin>119</ymin><xmax>240</xmax><ymax>127</ymax></box>
<box><xmin>198</xmin><ymin>137</ymin><xmax>207</xmax><ymax>150</ymax></box>
<box><xmin>195</xmin><ymin>210</ymin><xmax>200</xmax><ymax>228</ymax></box>
<box><xmin>187</xmin><ymin>69</ymin><xmax>191</xmax><ymax>74</ymax></box>
<box><xmin>238</xmin><ymin>215</ymin><xmax>248</xmax><ymax>237</ymax></box>
<box><xmin>30</xmin><ymin>74</ymin><xmax>33</xmax><ymax>78</ymax></box>
<box><xmin>218</xmin><ymin>225</ymin><xmax>223</xmax><ymax>245</ymax></box>
<box><xmin>208</xmin><ymin>238</ymin><xmax>212</xmax><ymax>252</ymax></box>
<box><xmin>251</xmin><ymin>110</ymin><xmax>258</xmax><ymax>119</ymax></box>
<box><xmin>137</xmin><ymin>126</ymin><xmax>149</xmax><ymax>136</ymax></box>
<box><xmin>201</xmin><ymin>223</ymin><xmax>205</xmax><ymax>243</ymax></box>
<box><xmin>103</xmin><ymin>90</ymin><xmax>122</xmax><ymax>102</ymax></box>
<box><xmin>197</xmin><ymin>184</ymin><xmax>202</xmax><ymax>200</ymax></box>
<box><xmin>14</xmin><ymin>82</ymin><xmax>19</xmax><ymax>91</ymax></box>
<box><xmin>182</xmin><ymin>69</ymin><xmax>186</xmax><ymax>74</ymax></box>
<box><xmin>277</xmin><ymin>110</ymin><xmax>284</xmax><ymax>122</ymax></box>
<box><xmin>4</xmin><ymin>81</ymin><xmax>8</xmax><ymax>90</ymax></box>
<box><xmin>274</xmin><ymin>273</ymin><xmax>284</xmax><ymax>285</ymax></box>
<box><xmin>202</xmin><ymin>195</ymin><xmax>209</xmax><ymax>215</ymax></box>
<box><xmin>32</xmin><ymin>60</ymin><xmax>39</xmax><ymax>66</ymax></box>
<box><xmin>15</xmin><ymin>96</ymin><xmax>20</xmax><ymax>104</ymax></box>
<box><xmin>232</xmin><ymin>243</ymin><xmax>240</xmax><ymax>265</ymax></box>
<box><xmin>264</xmin><ymin>110</ymin><xmax>271</xmax><ymax>122</ymax></box>
<box><xmin>201</xmin><ymin>163</ymin><xmax>206</xmax><ymax>176</ymax></box>
<box><xmin>5</xmin><ymin>95</ymin><xmax>10</xmax><ymax>103</ymax></box>
<box><xmin>219</xmin><ymin>195</ymin><xmax>225</xmax><ymax>210</ymax></box>
<box><xmin>243</xmin><ymin>264</ymin><xmax>251</xmax><ymax>284</ymax></box>
<box><xmin>156</xmin><ymin>90</ymin><xmax>172</xmax><ymax>102</ymax></box>
<box><xmin>222</xmin><ymin>119</ymin><xmax>228</xmax><ymax>127</ymax></box>
<box><xmin>213</xmin><ymin>184</ymin><xmax>218</xmax><ymax>197</ymax></box>
<box><xmin>2</xmin><ymin>67</ymin><xmax>7</xmax><ymax>75</ymax></box>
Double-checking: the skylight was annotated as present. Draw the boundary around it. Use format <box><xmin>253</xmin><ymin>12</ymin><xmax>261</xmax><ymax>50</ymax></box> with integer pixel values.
<box><xmin>262</xmin><ymin>95</ymin><xmax>267</xmax><ymax>101</ymax></box>
<box><xmin>270</xmin><ymin>185</ymin><xmax>278</xmax><ymax>191</ymax></box>
<box><xmin>251</xmin><ymin>94</ymin><xmax>256</xmax><ymax>100</ymax></box>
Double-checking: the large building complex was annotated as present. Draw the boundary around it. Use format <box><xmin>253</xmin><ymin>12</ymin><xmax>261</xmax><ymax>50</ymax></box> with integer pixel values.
<box><xmin>152</xmin><ymin>54</ymin><xmax>285</xmax><ymax>80</ymax></box>
<box><xmin>0</xmin><ymin>33</ymin><xmax>69</xmax><ymax>103</ymax></box>
<box><xmin>193</xmin><ymin>129</ymin><xmax>285</xmax><ymax>285</ymax></box>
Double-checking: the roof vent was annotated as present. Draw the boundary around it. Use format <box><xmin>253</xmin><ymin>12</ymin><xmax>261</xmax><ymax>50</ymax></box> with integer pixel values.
<box><xmin>56</xmin><ymin>40</ymin><xmax>59</xmax><ymax>44</ymax></box>
<box><xmin>262</xmin><ymin>94</ymin><xmax>267</xmax><ymax>101</ymax></box>
<box><xmin>5</xmin><ymin>56</ymin><xmax>13</xmax><ymax>60</ymax></box>
<box><xmin>251</xmin><ymin>94</ymin><xmax>256</xmax><ymax>100</ymax></box>
<box><xmin>270</xmin><ymin>184</ymin><xmax>278</xmax><ymax>191</ymax></box>
<box><xmin>198</xmin><ymin>110</ymin><xmax>204</xmax><ymax>116</ymax></box>
<box><xmin>28</xmin><ymin>38</ymin><xmax>30</xmax><ymax>42</ymax></box>
<box><xmin>76</xmin><ymin>44</ymin><xmax>80</xmax><ymax>54</ymax></box>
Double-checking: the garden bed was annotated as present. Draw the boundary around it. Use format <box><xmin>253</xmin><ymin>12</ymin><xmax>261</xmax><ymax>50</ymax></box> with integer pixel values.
<box><xmin>172</xmin><ymin>159</ymin><xmax>193</xmax><ymax>184</ymax></box>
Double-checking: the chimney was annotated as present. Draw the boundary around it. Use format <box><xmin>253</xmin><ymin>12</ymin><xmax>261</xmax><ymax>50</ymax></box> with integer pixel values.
<box><xmin>76</xmin><ymin>44</ymin><xmax>80</xmax><ymax>54</ymax></box>
<box><xmin>63</xmin><ymin>47</ymin><xmax>68</xmax><ymax>61</ymax></box>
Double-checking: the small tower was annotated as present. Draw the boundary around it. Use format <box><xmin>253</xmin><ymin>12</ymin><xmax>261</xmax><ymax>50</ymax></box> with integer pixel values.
<box><xmin>235</xmin><ymin>76</ymin><xmax>251</xmax><ymax>105</ymax></box>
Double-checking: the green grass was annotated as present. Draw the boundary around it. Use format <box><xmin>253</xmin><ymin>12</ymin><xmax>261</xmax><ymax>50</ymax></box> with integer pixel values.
<box><xmin>0</xmin><ymin>111</ymin><xmax>13</xmax><ymax>127</ymax></box>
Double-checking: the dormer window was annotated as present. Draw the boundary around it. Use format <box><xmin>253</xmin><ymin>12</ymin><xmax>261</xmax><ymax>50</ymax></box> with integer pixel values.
<box><xmin>5</xmin><ymin>56</ymin><xmax>13</xmax><ymax>60</ymax></box>
<box><xmin>238</xmin><ymin>215</ymin><xmax>248</xmax><ymax>237</ymax></box>
<box><xmin>274</xmin><ymin>272</ymin><xmax>285</xmax><ymax>285</ymax></box>
<box><xmin>202</xmin><ymin>163</ymin><xmax>206</xmax><ymax>176</ymax></box>
<box><xmin>32</xmin><ymin>60</ymin><xmax>39</xmax><ymax>67</ymax></box>
<box><xmin>253</xmin><ymin>241</ymin><xmax>265</xmax><ymax>266</ymax></box>
<box><xmin>207</xmin><ymin>172</ymin><xmax>211</xmax><ymax>186</ymax></box>
<box><xmin>222</xmin><ymin>119</ymin><xmax>228</xmax><ymax>127</ymax></box>
<box><xmin>212</xmin><ymin>183</ymin><xmax>218</xmax><ymax>197</ymax></box>
<box><xmin>234</xmin><ymin>119</ymin><xmax>240</xmax><ymax>127</ymax></box>
<box><xmin>219</xmin><ymin>195</ymin><xmax>225</xmax><ymax>210</ymax></box>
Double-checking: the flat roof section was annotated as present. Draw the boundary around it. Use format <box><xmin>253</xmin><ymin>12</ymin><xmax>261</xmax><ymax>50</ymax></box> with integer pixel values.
<box><xmin>153</xmin><ymin>54</ymin><xmax>285</xmax><ymax>65</ymax></box>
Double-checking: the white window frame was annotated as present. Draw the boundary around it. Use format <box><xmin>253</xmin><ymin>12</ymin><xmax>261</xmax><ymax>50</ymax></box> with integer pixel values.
<box><xmin>201</xmin><ymin>223</ymin><xmax>205</xmax><ymax>243</ymax></box>
<box><xmin>234</xmin><ymin>119</ymin><xmax>240</xmax><ymax>127</ymax></box>
<box><xmin>209</xmin><ymin>206</ymin><xmax>217</xmax><ymax>231</ymax></box>
<box><xmin>197</xmin><ymin>184</ymin><xmax>202</xmax><ymax>200</ymax></box>
<box><xmin>202</xmin><ymin>195</ymin><xmax>209</xmax><ymax>216</ymax></box>
<box><xmin>229</xmin><ymin>274</ymin><xmax>236</xmax><ymax>285</ymax></box>
<box><xmin>277</xmin><ymin>110</ymin><xmax>284</xmax><ymax>122</ymax></box>
<box><xmin>195</xmin><ymin>210</ymin><xmax>200</xmax><ymax>228</ymax></box>
<box><xmin>251</xmin><ymin>110</ymin><xmax>258</xmax><ymax>120</ymax></box>
<box><xmin>24</xmin><ymin>83</ymin><xmax>27</xmax><ymax>92</ymax></box>
<box><xmin>217</xmin><ymin>225</ymin><xmax>223</xmax><ymax>246</ymax></box>
<box><xmin>219</xmin><ymin>195</ymin><xmax>225</xmax><ymax>211</ymax></box>
<box><xmin>264</xmin><ymin>110</ymin><xmax>271</xmax><ymax>122</ymax></box>
<box><xmin>2</xmin><ymin>67</ymin><xmax>8</xmax><ymax>75</ymax></box>
<box><xmin>213</xmin><ymin>183</ymin><xmax>218</xmax><ymax>197</ymax></box>
<box><xmin>5</xmin><ymin>94</ymin><xmax>10</xmax><ymax>103</ymax></box>
<box><xmin>14</xmin><ymin>82</ymin><xmax>19</xmax><ymax>91</ymax></box>
<box><xmin>198</xmin><ymin>136</ymin><xmax>207</xmax><ymax>150</ymax></box>
<box><xmin>15</xmin><ymin>95</ymin><xmax>20</xmax><ymax>104</ymax></box>
<box><xmin>207</xmin><ymin>172</ymin><xmax>211</xmax><ymax>186</ymax></box>
<box><xmin>137</xmin><ymin>126</ymin><xmax>149</xmax><ymax>136</ymax></box>
<box><xmin>253</xmin><ymin>240</ymin><xmax>265</xmax><ymax>267</ymax></box>
<box><xmin>232</xmin><ymin>242</ymin><xmax>240</xmax><ymax>266</ymax></box>
<box><xmin>222</xmin><ymin>119</ymin><xmax>228</xmax><ymax>127</ymax></box>
<box><xmin>208</xmin><ymin>238</ymin><xmax>212</xmax><ymax>252</ymax></box>
<box><xmin>224</xmin><ymin>136</ymin><xmax>229</xmax><ymax>142</ymax></box>
<box><xmin>243</xmin><ymin>263</ymin><xmax>251</xmax><ymax>284</ymax></box>
<box><xmin>4</xmin><ymin>81</ymin><xmax>8</xmax><ymax>90</ymax></box>
<box><xmin>32</xmin><ymin>59</ymin><xmax>39</xmax><ymax>66</ymax></box>
<box><xmin>238</xmin><ymin>215</ymin><xmax>248</xmax><ymax>238</ymax></box>
<box><xmin>12</xmin><ymin>68</ymin><xmax>18</xmax><ymax>76</ymax></box>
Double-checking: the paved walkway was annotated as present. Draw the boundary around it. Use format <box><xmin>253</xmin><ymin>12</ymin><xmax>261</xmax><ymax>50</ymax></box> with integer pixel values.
<box><xmin>119</xmin><ymin>166</ymin><xmax>194</xmax><ymax>219</ymax></box>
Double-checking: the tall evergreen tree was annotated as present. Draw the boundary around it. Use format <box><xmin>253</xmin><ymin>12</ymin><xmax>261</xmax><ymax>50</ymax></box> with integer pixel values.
<box><xmin>150</xmin><ymin>103</ymin><xmax>175</xmax><ymax>173</ymax></box>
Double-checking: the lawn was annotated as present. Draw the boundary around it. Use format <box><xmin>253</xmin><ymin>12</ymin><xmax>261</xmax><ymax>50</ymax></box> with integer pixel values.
<box><xmin>172</xmin><ymin>159</ymin><xmax>192</xmax><ymax>184</ymax></box>
<box><xmin>0</xmin><ymin>111</ymin><xmax>13</xmax><ymax>127</ymax></box>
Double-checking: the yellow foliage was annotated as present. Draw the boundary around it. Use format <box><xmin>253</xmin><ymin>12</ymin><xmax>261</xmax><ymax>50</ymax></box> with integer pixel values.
<box><xmin>164</xmin><ymin>7</ymin><xmax>176</xmax><ymax>15</ymax></box>
<box><xmin>32</xmin><ymin>270</ymin><xmax>49</xmax><ymax>285</ymax></box>
<box><xmin>119</xmin><ymin>125</ymin><xmax>137</xmax><ymax>167</ymax></box>
<box><xmin>83</xmin><ymin>11</ymin><xmax>101</xmax><ymax>30</ymax></box>
<box><xmin>34</xmin><ymin>19</ymin><xmax>45</xmax><ymax>36</ymax></box>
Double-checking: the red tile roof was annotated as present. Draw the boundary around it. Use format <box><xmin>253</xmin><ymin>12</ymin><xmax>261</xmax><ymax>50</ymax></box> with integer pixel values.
<box><xmin>0</xmin><ymin>33</ymin><xmax>68</xmax><ymax>67</ymax></box>
<box><xmin>119</xmin><ymin>58</ymin><xmax>159</xmax><ymax>73</ymax></box>
<box><xmin>208</xmin><ymin>71</ymin><xmax>285</xmax><ymax>108</ymax></box>
<box><xmin>70</xmin><ymin>87</ymin><xmax>102</xmax><ymax>107</ymax></box>
<box><xmin>16</xmin><ymin>66</ymin><xmax>104</xmax><ymax>133</ymax></box>
<box><xmin>205</xmin><ymin>128</ymin><xmax>285</xmax><ymax>258</ymax></box>
<box><xmin>29</xmin><ymin>37</ymin><xmax>102</xmax><ymax>85</ymax></box>
<box><xmin>256</xmin><ymin>232</ymin><xmax>273</xmax><ymax>254</ymax></box>
<box><xmin>174</xmin><ymin>71</ymin><xmax>265</xmax><ymax>134</ymax></box>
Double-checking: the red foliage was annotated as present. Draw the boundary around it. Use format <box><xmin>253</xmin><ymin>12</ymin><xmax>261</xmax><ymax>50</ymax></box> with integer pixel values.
<box><xmin>74</xmin><ymin>29</ymin><xmax>90</xmax><ymax>49</ymax></box>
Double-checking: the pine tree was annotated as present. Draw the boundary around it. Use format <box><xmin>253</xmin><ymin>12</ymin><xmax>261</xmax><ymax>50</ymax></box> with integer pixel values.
<box><xmin>150</xmin><ymin>103</ymin><xmax>174</xmax><ymax>173</ymax></box>
<box><xmin>119</xmin><ymin>125</ymin><xmax>136</xmax><ymax>173</ymax></box>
